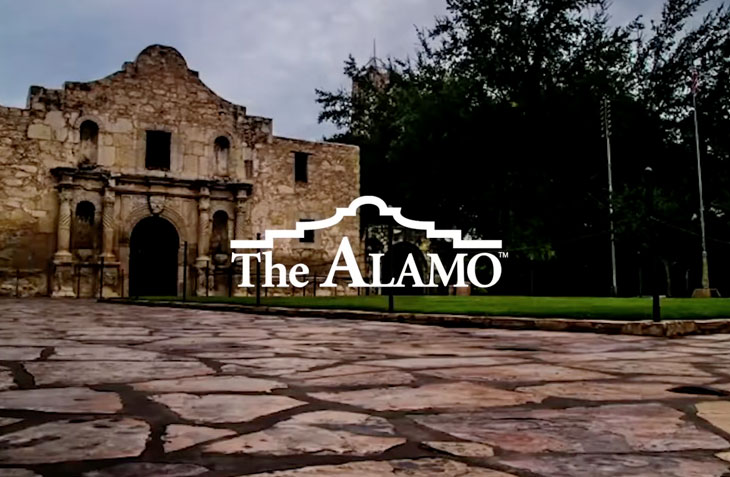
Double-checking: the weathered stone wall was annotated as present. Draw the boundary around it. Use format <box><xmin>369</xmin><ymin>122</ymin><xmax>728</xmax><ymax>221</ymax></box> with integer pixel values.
<box><xmin>0</xmin><ymin>45</ymin><xmax>361</xmax><ymax>297</ymax></box>
<box><xmin>245</xmin><ymin>136</ymin><xmax>361</xmax><ymax>296</ymax></box>
<box><xmin>0</xmin><ymin>106</ymin><xmax>57</xmax><ymax>296</ymax></box>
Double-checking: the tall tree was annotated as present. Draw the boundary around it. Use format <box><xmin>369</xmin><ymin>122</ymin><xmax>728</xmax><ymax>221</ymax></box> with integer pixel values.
<box><xmin>317</xmin><ymin>0</ymin><xmax>730</xmax><ymax>296</ymax></box>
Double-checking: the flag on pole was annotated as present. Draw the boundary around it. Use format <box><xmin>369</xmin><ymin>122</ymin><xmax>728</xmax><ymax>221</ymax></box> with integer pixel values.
<box><xmin>691</xmin><ymin>68</ymin><xmax>700</xmax><ymax>95</ymax></box>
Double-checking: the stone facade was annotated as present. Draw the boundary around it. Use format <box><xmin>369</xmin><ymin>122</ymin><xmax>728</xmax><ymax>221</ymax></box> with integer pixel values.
<box><xmin>0</xmin><ymin>45</ymin><xmax>360</xmax><ymax>297</ymax></box>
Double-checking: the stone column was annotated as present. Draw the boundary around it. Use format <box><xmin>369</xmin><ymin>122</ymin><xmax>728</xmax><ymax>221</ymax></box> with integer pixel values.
<box><xmin>196</xmin><ymin>187</ymin><xmax>211</xmax><ymax>296</ymax></box>
<box><xmin>234</xmin><ymin>190</ymin><xmax>248</xmax><ymax>240</ymax></box>
<box><xmin>53</xmin><ymin>184</ymin><xmax>75</xmax><ymax>297</ymax></box>
<box><xmin>232</xmin><ymin>189</ymin><xmax>249</xmax><ymax>297</ymax></box>
<box><xmin>54</xmin><ymin>187</ymin><xmax>73</xmax><ymax>261</ymax></box>
<box><xmin>196</xmin><ymin>187</ymin><xmax>211</xmax><ymax>261</ymax></box>
<box><xmin>101</xmin><ymin>184</ymin><xmax>116</xmax><ymax>260</ymax></box>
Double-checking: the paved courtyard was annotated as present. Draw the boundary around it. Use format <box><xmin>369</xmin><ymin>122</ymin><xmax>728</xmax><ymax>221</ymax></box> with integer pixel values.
<box><xmin>0</xmin><ymin>300</ymin><xmax>729</xmax><ymax>476</ymax></box>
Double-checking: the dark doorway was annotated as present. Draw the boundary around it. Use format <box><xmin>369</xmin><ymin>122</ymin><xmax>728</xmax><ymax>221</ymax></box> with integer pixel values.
<box><xmin>130</xmin><ymin>216</ymin><xmax>179</xmax><ymax>297</ymax></box>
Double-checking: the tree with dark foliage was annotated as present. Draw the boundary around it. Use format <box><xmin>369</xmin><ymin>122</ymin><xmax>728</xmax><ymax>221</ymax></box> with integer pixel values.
<box><xmin>317</xmin><ymin>0</ymin><xmax>730</xmax><ymax>297</ymax></box>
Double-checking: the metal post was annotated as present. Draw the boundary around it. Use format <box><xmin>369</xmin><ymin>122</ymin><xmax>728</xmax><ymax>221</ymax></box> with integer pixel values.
<box><xmin>387</xmin><ymin>222</ymin><xmax>394</xmax><ymax>313</ymax></box>
<box><xmin>313</xmin><ymin>272</ymin><xmax>317</xmax><ymax>297</ymax></box>
<box><xmin>99</xmin><ymin>256</ymin><xmax>105</xmax><ymax>300</ymax></box>
<box><xmin>183</xmin><ymin>241</ymin><xmax>188</xmax><ymax>301</ymax></box>
<box><xmin>644</xmin><ymin>167</ymin><xmax>660</xmax><ymax>322</ymax></box>
<box><xmin>692</xmin><ymin>80</ymin><xmax>710</xmax><ymax>293</ymax></box>
<box><xmin>120</xmin><ymin>268</ymin><xmax>125</xmax><ymax>299</ymax></box>
<box><xmin>76</xmin><ymin>264</ymin><xmax>81</xmax><ymax>299</ymax></box>
<box><xmin>602</xmin><ymin>96</ymin><xmax>618</xmax><ymax>296</ymax></box>
<box><xmin>256</xmin><ymin>233</ymin><xmax>261</xmax><ymax>306</ymax></box>
<box><xmin>15</xmin><ymin>268</ymin><xmax>19</xmax><ymax>298</ymax></box>
<box><xmin>637</xmin><ymin>251</ymin><xmax>642</xmax><ymax>297</ymax></box>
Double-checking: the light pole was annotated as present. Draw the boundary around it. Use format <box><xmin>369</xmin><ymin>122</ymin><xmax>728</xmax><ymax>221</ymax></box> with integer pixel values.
<box><xmin>602</xmin><ymin>96</ymin><xmax>618</xmax><ymax>297</ymax></box>
<box><xmin>690</xmin><ymin>69</ymin><xmax>711</xmax><ymax>297</ymax></box>
<box><xmin>644</xmin><ymin>167</ymin><xmax>660</xmax><ymax>322</ymax></box>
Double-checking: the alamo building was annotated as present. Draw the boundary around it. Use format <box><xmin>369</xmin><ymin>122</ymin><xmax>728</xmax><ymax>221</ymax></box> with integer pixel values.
<box><xmin>0</xmin><ymin>45</ymin><xmax>360</xmax><ymax>298</ymax></box>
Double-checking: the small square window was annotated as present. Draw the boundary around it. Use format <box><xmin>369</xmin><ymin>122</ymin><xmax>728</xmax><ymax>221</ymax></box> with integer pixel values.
<box><xmin>300</xmin><ymin>219</ymin><xmax>314</xmax><ymax>243</ymax></box>
<box><xmin>294</xmin><ymin>152</ymin><xmax>309</xmax><ymax>183</ymax></box>
<box><xmin>145</xmin><ymin>130</ymin><xmax>171</xmax><ymax>170</ymax></box>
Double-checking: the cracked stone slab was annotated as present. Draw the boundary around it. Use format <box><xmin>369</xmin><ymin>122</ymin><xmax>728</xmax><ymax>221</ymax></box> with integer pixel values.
<box><xmin>423</xmin><ymin>441</ymin><xmax>495</xmax><ymax>457</ymax></box>
<box><xmin>50</xmin><ymin>345</ymin><xmax>183</xmax><ymax>361</ymax></box>
<box><xmin>0</xmin><ymin>418</ymin><xmax>22</xmax><ymax>427</ymax></box>
<box><xmin>413</xmin><ymin>403</ymin><xmax>729</xmax><ymax>453</ymax></box>
<box><xmin>498</xmin><ymin>454</ymin><xmax>730</xmax><ymax>477</ymax></box>
<box><xmin>533</xmin><ymin>350</ymin><xmax>691</xmax><ymax>362</ymax></box>
<box><xmin>286</xmin><ymin>364</ymin><xmax>394</xmax><ymax>379</ymax></box>
<box><xmin>0</xmin><ymin>470</ymin><xmax>42</xmax><ymax>477</ymax></box>
<box><xmin>0</xmin><ymin>387</ymin><xmax>121</xmax><ymax>413</ymax></box>
<box><xmin>696</xmin><ymin>401</ymin><xmax>730</xmax><ymax>434</ymax></box>
<box><xmin>570</xmin><ymin>360</ymin><xmax>710</xmax><ymax>376</ymax></box>
<box><xmin>205</xmin><ymin>410</ymin><xmax>405</xmax><ymax>456</ymax></box>
<box><xmin>71</xmin><ymin>335</ymin><xmax>160</xmax><ymax>344</ymax></box>
<box><xmin>285</xmin><ymin>365</ymin><xmax>415</xmax><ymax>387</ymax></box>
<box><xmin>84</xmin><ymin>463</ymin><xmax>209</xmax><ymax>477</ymax></box>
<box><xmin>363</xmin><ymin>356</ymin><xmax>525</xmax><ymax>369</ymax></box>
<box><xmin>0</xmin><ymin>347</ymin><xmax>42</xmax><ymax>361</ymax></box>
<box><xmin>140</xmin><ymin>335</ymin><xmax>271</xmax><ymax>352</ymax></box>
<box><xmin>626</xmin><ymin>375</ymin><xmax>718</xmax><ymax>385</ymax></box>
<box><xmin>417</xmin><ymin>363</ymin><xmax>612</xmax><ymax>383</ymax></box>
<box><xmin>312</xmin><ymin>382</ymin><xmax>539</xmax><ymax>411</ymax></box>
<box><xmin>371</xmin><ymin>342</ymin><xmax>526</xmax><ymax>357</ymax></box>
<box><xmin>163</xmin><ymin>424</ymin><xmax>236</xmax><ymax>453</ymax></box>
<box><xmin>0</xmin><ymin>339</ymin><xmax>75</xmax><ymax>347</ymax></box>
<box><xmin>0</xmin><ymin>369</ymin><xmax>16</xmax><ymax>391</ymax></box>
<box><xmin>243</xmin><ymin>458</ymin><xmax>517</xmax><ymax>476</ymax></box>
<box><xmin>0</xmin><ymin>418</ymin><xmax>149</xmax><ymax>464</ymax></box>
<box><xmin>518</xmin><ymin>381</ymin><xmax>682</xmax><ymax>401</ymax></box>
<box><xmin>24</xmin><ymin>361</ymin><xmax>214</xmax><ymax>386</ymax></box>
<box><xmin>221</xmin><ymin>358</ymin><xmax>338</xmax><ymax>373</ymax></box>
<box><xmin>716</xmin><ymin>451</ymin><xmax>730</xmax><ymax>462</ymax></box>
<box><xmin>151</xmin><ymin>393</ymin><xmax>305</xmax><ymax>424</ymax></box>
<box><xmin>190</xmin><ymin>351</ymin><xmax>276</xmax><ymax>359</ymax></box>
<box><xmin>133</xmin><ymin>375</ymin><xmax>286</xmax><ymax>393</ymax></box>
<box><xmin>298</xmin><ymin>369</ymin><xmax>415</xmax><ymax>387</ymax></box>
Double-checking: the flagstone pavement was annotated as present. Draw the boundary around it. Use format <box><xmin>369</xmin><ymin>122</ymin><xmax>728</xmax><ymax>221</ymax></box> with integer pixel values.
<box><xmin>0</xmin><ymin>299</ymin><xmax>729</xmax><ymax>476</ymax></box>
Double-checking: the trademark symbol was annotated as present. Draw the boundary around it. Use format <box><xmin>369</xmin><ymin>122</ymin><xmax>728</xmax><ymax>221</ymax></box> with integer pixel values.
<box><xmin>499</xmin><ymin>251</ymin><xmax>509</xmax><ymax>259</ymax></box>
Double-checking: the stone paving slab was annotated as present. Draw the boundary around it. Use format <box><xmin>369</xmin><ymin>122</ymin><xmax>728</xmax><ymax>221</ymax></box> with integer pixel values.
<box><xmin>0</xmin><ymin>387</ymin><xmax>122</xmax><ymax>414</ymax></box>
<box><xmin>0</xmin><ymin>417</ymin><xmax>149</xmax><ymax>464</ymax></box>
<box><xmin>243</xmin><ymin>458</ymin><xmax>518</xmax><ymax>476</ymax></box>
<box><xmin>0</xmin><ymin>299</ymin><xmax>729</xmax><ymax>476</ymax></box>
<box><xmin>204</xmin><ymin>410</ymin><xmax>405</xmax><ymax>456</ymax></box>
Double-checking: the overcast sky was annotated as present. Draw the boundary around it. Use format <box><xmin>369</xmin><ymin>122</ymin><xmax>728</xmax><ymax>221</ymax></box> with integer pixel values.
<box><xmin>0</xmin><ymin>1</ymin><xmax>721</xmax><ymax>140</ymax></box>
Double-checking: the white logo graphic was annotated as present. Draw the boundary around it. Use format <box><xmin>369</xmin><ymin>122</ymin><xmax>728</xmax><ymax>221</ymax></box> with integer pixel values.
<box><xmin>230</xmin><ymin>196</ymin><xmax>504</xmax><ymax>289</ymax></box>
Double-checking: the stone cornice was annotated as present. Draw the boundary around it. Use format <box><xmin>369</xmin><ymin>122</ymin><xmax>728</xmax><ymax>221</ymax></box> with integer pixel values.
<box><xmin>50</xmin><ymin>167</ymin><xmax>253</xmax><ymax>194</ymax></box>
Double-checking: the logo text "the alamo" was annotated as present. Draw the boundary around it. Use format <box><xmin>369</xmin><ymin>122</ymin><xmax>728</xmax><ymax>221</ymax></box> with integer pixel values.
<box><xmin>230</xmin><ymin>196</ymin><xmax>504</xmax><ymax>289</ymax></box>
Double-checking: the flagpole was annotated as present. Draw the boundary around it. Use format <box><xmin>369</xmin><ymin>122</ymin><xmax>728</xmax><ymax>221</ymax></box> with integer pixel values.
<box><xmin>602</xmin><ymin>96</ymin><xmax>618</xmax><ymax>297</ymax></box>
<box><xmin>691</xmin><ymin>70</ymin><xmax>710</xmax><ymax>294</ymax></box>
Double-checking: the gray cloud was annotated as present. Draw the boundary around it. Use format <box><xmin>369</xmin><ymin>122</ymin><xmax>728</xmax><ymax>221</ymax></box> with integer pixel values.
<box><xmin>0</xmin><ymin>0</ymin><xmax>720</xmax><ymax>140</ymax></box>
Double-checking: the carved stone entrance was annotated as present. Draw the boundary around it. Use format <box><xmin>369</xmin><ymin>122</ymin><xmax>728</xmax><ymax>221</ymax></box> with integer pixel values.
<box><xmin>129</xmin><ymin>216</ymin><xmax>179</xmax><ymax>297</ymax></box>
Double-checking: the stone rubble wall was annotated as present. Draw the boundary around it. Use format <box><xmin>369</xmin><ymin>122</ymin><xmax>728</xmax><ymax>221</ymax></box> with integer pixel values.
<box><xmin>0</xmin><ymin>106</ymin><xmax>57</xmax><ymax>296</ymax></box>
<box><xmin>248</xmin><ymin>136</ymin><xmax>361</xmax><ymax>296</ymax></box>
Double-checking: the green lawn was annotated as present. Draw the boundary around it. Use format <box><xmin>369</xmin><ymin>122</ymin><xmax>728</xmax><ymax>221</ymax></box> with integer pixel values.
<box><xmin>140</xmin><ymin>295</ymin><xmax>730</xmax><ymax>321</ymax></box>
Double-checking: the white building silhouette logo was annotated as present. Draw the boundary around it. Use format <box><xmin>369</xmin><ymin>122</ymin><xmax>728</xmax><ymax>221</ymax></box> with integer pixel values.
<box><xmin>230</xmin><ymin>196</ymin><xmax>504</xmax><ymax>289</ymax></box>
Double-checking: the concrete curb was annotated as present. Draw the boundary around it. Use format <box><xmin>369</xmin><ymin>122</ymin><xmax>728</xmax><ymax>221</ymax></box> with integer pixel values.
<box><xmin>102</xmin><ymin>299</ymin><xmax>730</xmax><ymax>337</ymax></box>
